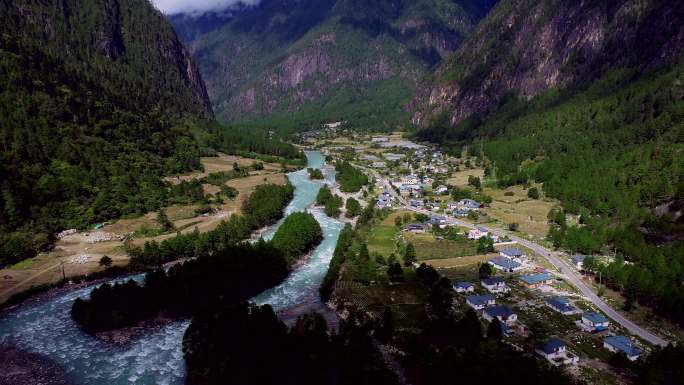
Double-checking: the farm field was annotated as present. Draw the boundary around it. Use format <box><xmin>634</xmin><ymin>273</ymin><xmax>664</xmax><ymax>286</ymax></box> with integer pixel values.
<box><xmin>0</xmin><ymin>156</ymin><xmax>288</xmax><ymax>304</ymax></box>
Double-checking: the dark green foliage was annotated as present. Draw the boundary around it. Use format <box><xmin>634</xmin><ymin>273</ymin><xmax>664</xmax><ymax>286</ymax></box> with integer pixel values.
<box><xmin>183</xmin><ymin>303</ymin><xmax>398</xmax><ymax>385</ymax></box>
<box><xmin>201</xmin><ymin>169</ymin><xmax>249</xmax><ymax>186</ymax></box>
<box><xmin>508</xmin><ymin>222</ymin><xmax>520</xmax><ymax>231</ymax></box>
<box><xmin>477</xmin><ymin>236</ymin><xmax>495</xmax><ymax>253</ymax></box>
<box><xmin>427</xmin><ymin>278</ymin><xmax>454</xmax><ymax>319</ymax></box>
<box><xmin>416</xmin><ymin>263</ymin><xmax>439</xmax><ymax>286</ymax></box>
<box><xmin>319</xmin><ymin>224</ymin><xmax>353</xmax><ymax>302</ymax></box>
<box><xmin>414</xmin><ymin>213</ymin><xmax>429</xmax><ymax>223</ymax></box>
<box><xmin>307</xmin><ymin>168</ymin><xmax>324</xmax><ymax>179</ymax></box>
<box><xmin>468</xmin><ymin>175</ymin><xmax>481</xmax><ymax>189</ymax></box>
<box><xmin>335</xmin><ymin>162</ymin><xmax>368</xmax><ymax>192</ymax></box>
<box><xmin>219</xmin><ymin>185</ymin><xmax>239</xmax><ymax>199</ymax></box>
<box><xmin>403</xmin><ymin>242</ymin><xmax>417</xmax><ymax>266</ymax></box>
<box><xmin>487</xmin><ymin>318</ymin><xmax>503</xmax><ymax>342</ymax></box>
<box><xmin>129</xmin><ymin>184</ymin><xmax>293</xmax><ymax>267</ymax></box>
<box><xmin>99</xmin><ymin>255</ymin><xmax>113</xmax><ymax>268</ymax></box>
<box><xmin>387</xmin><ymin>262</ymin><xmax>404</xmax><ymax>282</ymax></box>
<box><xmin>0</xmin><ymin>0</ymin><xmax>217</xmax><ymax>264</ymax></box>
<box><xmin>72</xmin><ymin>241</ymin><xmax>289</xmax><ymax>333</ymax></box>
<box><xmin>157</xmin><ymin>210</ymin><xmax>174</xmax><ymax>232</ymax></box>
<box><xmin>479</xmin><ymin>262</ymin><xmax>493</xmax><ymax>279</ymax></box>
<box><xmin>635</xmin><ymin>344</ymin><xmax>684</xmax><ymax>385</ymax></box>
<box><xmin>450</xmin><ymin>186</ymin><xmax>492</xmax><ymax>204</ymax></box>
<box><xmin>345</xmin><ymin>197</ymin><xmax>362</xmax><ymax>218</ymax></box>
<box><xmin>242</xmin><ymin>184</ymin><xmax>295</xmax><ymax>229</ymax></box>
<box><xmin>271</xmin><ymin>212</ymin><xmax>323</xmax><ymax>262</ymax></box>
<box><xmin>527</xmin><ymin>187</ymin><xmax>540</xmax><ymax>199</ymax></box>
<box><xmin>316</xmin><ymin>185</ymin><xmax>343</xmax><ymax>217</ymax></box>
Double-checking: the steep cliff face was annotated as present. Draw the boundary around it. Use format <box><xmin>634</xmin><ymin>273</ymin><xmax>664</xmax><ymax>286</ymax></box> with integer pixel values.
<box><xmin>173</xmin><ymin>0</ymin><xmax>497</xmax><ymax>126</ymax></box>
<box><xmin>1</xmin><ymin>0</ymin><xmax>213</xmax><ymax>117</ymax></box>
<box><xmin>411</xmin><ymin>0</ymin><xmax>684</xmax><ymax>128</ymax></box>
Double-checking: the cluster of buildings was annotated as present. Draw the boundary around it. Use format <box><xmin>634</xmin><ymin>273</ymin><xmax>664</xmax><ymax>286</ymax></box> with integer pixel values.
<box><xmin>452</xmin><ymin>265</ymin><xmax>642</xmax><ymax>368</ymax></box>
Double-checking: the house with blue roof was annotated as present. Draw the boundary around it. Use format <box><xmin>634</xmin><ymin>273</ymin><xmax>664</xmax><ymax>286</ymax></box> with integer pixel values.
<box><xmin>519</xmin><ymin>273</ymin><xmax>553</xmax><ymax>289</ymax></box>
<box><xmin>581</xmin><ymin>312</ymin><xmax>610</xmax><ymax>332</ymax></box>
<box><xmin>466</xmin><ymin>294</ymin><xmax>496</xmax><ymax>310</ymax></box>
<box><xmin>453</xmin><ymin>281</ymin><xmax>475</xmax><ymax>293</ymax></box>
<box><xmin>488</xmin><ymin>256</ymin><xmax>523</xmax><ymax>273</ymax></box>
<box><xmin>536</xmin><ymin>338</ymin><xmax>579</xmax><ymax>366</ymax></box>
<box><xmin>546</xmin><ymin>296</ymin><xmax>579</xmax><ymax>315</ymax></box>
<box><xmin>483</xmin><ymin>305</ymin><xmax>517</xmax><ymax>325</ymax></box>
<box><xmin>604</xmin><ymin>335</ymin><xmax>642</xmax><ymax>361</ymax></box>
<box><xmin>458</xmin><ymin>199</ymin><xmax>481</xmax><ymax>211</ymax></box>
<box><xmin>481</xmin><ymin>276</ymin><xmax>509</xmax><ymax>293</ymax></box>
<box><xmin>571</xmin><ymin>254</ymin><xmax>586</xmax><ymax>269</ymax></box>
<box><xmin>500</xmin><ymin>248</ymin><xmax>526</xmax><ymax>261</ymax></box>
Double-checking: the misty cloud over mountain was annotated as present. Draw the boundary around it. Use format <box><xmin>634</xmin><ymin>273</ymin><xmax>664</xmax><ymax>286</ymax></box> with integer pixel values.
<box><xmin>152</xmin><ymin>0</ymin><xmax>260</xmax><ymax>15</ymax></box>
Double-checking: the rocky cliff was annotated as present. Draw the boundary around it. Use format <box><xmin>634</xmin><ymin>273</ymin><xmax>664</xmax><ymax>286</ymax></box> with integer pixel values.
<box><xmin>172</xmin><ymin>0</ymin><xmax>497</xmax><ymax>126</ymax></box>
<box><xmin>410</xmin><ymin>0</ymin><xmax>684</xmax><ymax>128</ymax></box>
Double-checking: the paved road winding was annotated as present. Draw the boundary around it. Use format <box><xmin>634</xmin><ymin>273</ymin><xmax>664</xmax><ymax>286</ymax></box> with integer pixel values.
<box><xmin>372</xmin><ymin>172</ymin><xmax>669</xmax><ymax>347</ymax></box>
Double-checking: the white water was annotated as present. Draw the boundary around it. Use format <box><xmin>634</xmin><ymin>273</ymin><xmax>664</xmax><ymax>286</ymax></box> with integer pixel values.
<box><xmin>0</xmin><ymin>151</ymin><xmax>343</xmax><ymax>385</ymax></box>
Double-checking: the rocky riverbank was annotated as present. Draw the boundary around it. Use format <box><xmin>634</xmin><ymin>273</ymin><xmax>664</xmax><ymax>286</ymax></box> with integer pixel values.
<box><xmin>0</xmin><ymin>346</ymin><xmax>72</xmax><ymax>385</ymax></box>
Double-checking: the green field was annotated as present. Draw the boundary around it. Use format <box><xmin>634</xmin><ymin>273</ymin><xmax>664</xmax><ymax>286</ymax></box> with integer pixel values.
<box><xmin>405</xmin><ymin>232</ymin><xmax>479</xmax><ymax>261</ymax></box>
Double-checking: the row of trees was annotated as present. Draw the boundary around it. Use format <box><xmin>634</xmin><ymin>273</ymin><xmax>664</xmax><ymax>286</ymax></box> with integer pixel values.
<box><xmin>72</xmin><ymin>241</ymin><xmax>289</xmax><ymax>333</ymax></box>
<box><xmin>128</xmin><ymin>184</ymin><xmax>294</xmax><ymax>268</ymax></box>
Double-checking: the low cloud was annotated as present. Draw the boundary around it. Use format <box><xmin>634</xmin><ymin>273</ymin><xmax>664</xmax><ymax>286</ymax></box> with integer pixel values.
<box><xmin>152</xmin><ymin>0</ymin><xmax>260</xmax><ymax>15</ymax></box>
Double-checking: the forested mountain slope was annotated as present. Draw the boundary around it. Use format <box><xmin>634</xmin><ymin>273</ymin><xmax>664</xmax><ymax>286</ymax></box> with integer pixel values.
<box><xmin>0</xmin><ymin>0</ymin><xmax>215</xmax><ymax>265</ymax></box>
<box><xmin>172</xmin><ymin>0</ymin><xmax>498</xmax><ymax>131</ymax></box>
<box><xmin>412</xmin><ymin>0</ymin><xmax>684</xmax><ymax>324</ymax></box>
<box><xmin>410</xmin><ymin>0</ymin><xmax>684</xmax><ymax>127</ymax></box>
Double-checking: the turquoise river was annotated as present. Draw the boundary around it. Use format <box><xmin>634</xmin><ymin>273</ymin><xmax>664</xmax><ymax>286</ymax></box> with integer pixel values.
<box><xmin>0</xmin><ymin>151</ymin><xmax>343</xmax><ymax>385</ymax></box>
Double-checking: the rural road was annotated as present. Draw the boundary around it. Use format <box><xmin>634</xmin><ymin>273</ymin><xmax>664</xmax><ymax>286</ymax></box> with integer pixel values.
<box><xmin>372</xmin><ymin>172</ymin><xmax>669</xmax><ymax>347</ymax></box>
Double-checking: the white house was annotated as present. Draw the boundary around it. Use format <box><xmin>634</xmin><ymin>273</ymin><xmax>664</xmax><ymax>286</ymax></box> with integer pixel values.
<box><xmin>580</xmin><ymin>312</ymin><xmax>610</xmax><ymax>332</ymax></box>
<box><xmin>604</xmin><ymin>335</ymin><xmax>642</xmax><ymax>361</ymax></box>
<box><xmin>434</xmin><ymin>185</ymin><xmax>449</xmax><ymax>195</ymax></box>
<box><xmin>483</xmin><ymin>305</ymin><xmax>517</xmax><ymax>325</ymax></box>
<box><xmin>468</xmin><ymin>227</ymin><xmax>489</xmax><ymax>240</ymax></box>
<box><xmin>453</xmin><ymin>281</ymin><xmax>475</xmax><ymax>293</ymax></box>
<box><xmin>458</xmin><ymin>199</ymin><xmax>481</xmax><ymax>211</ymax></box>
<box><xmin>536</xmin><ymin>338</ymin><xmax>579</xmax><ymax>366</ymax></box>
<box><xmin>500</xmin><ymin>248</ymin><xmax>525</xmax><ymax>262</ymax></box>
<box><xmin>466</xmin><ymin>294</ymin><xmax>496</xmax><ymax>310</ymax></box>
<box><xmin>571</xmin><ymin>255</ymin><xmax>586</xmax><ymax>269</ymax></box>
<box><xmin>481</xmin><ymin>276</ymin><xmax>509</xmax><ymax>293</ymax></box>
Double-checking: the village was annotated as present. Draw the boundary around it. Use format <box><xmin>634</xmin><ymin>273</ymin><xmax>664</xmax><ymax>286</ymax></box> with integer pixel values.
<box><xmin>306</xmin><ymin>130</ymin><xmax>668</xmax><ymax>383</ymax></box>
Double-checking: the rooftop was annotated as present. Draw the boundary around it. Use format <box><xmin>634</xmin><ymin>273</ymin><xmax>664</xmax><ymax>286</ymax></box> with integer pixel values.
<box><xmin>539</xmin><ymin>338</ymin><xmax>566</xmax><ymax>354</ymax></box>
<box><xmin>583</xmin><ymin>312</ymin><xmax>609</xmax><ymax>324</ymax></box>
<box><xmin>466</xmin><ymin>294</ymin><xmax>495</xmax><ymax>306</ymax></box>
<box><xmin>482</xmin><ymin>276</ymin><xmax>505</xmax><ymax>285</ymax></box>
<box><xmin>489</xmin><ymin>256</ymin><xmax>522</xmax><ymax>270</ymax></box>
<box><xmin>604</xmin><ymin>335</ymin><xmax>642</xmax><ymax>357</ymax></box>
<box><xmin>547</xmin><ymin>296</ymin><xmax>576</xmax><ymax>313</ymax></box>
<box><xmin>484</xmin><ymin>305</ymin><xmax>516</xmax><ymax>319</ymax></box>
<box><xmin>519</xmin><ymin>273</ymin><xmax>552</xmax><ymax>285</ymax></box>
<box><xmin>454</xmin><ymin>281</ymin><xmax>474</xmax><ymax>289</ymax></box>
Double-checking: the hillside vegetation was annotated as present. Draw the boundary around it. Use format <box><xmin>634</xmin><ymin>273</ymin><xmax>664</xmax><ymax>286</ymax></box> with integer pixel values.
<box><xmin>173</xmin><ymin>0</ymin><xmax>498</xmax><ymax>131</ymax></box>
<box><xmin>0</xmin><ymin>0</ymin><xmax>303</xmax><ymax>267</ymax></box>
